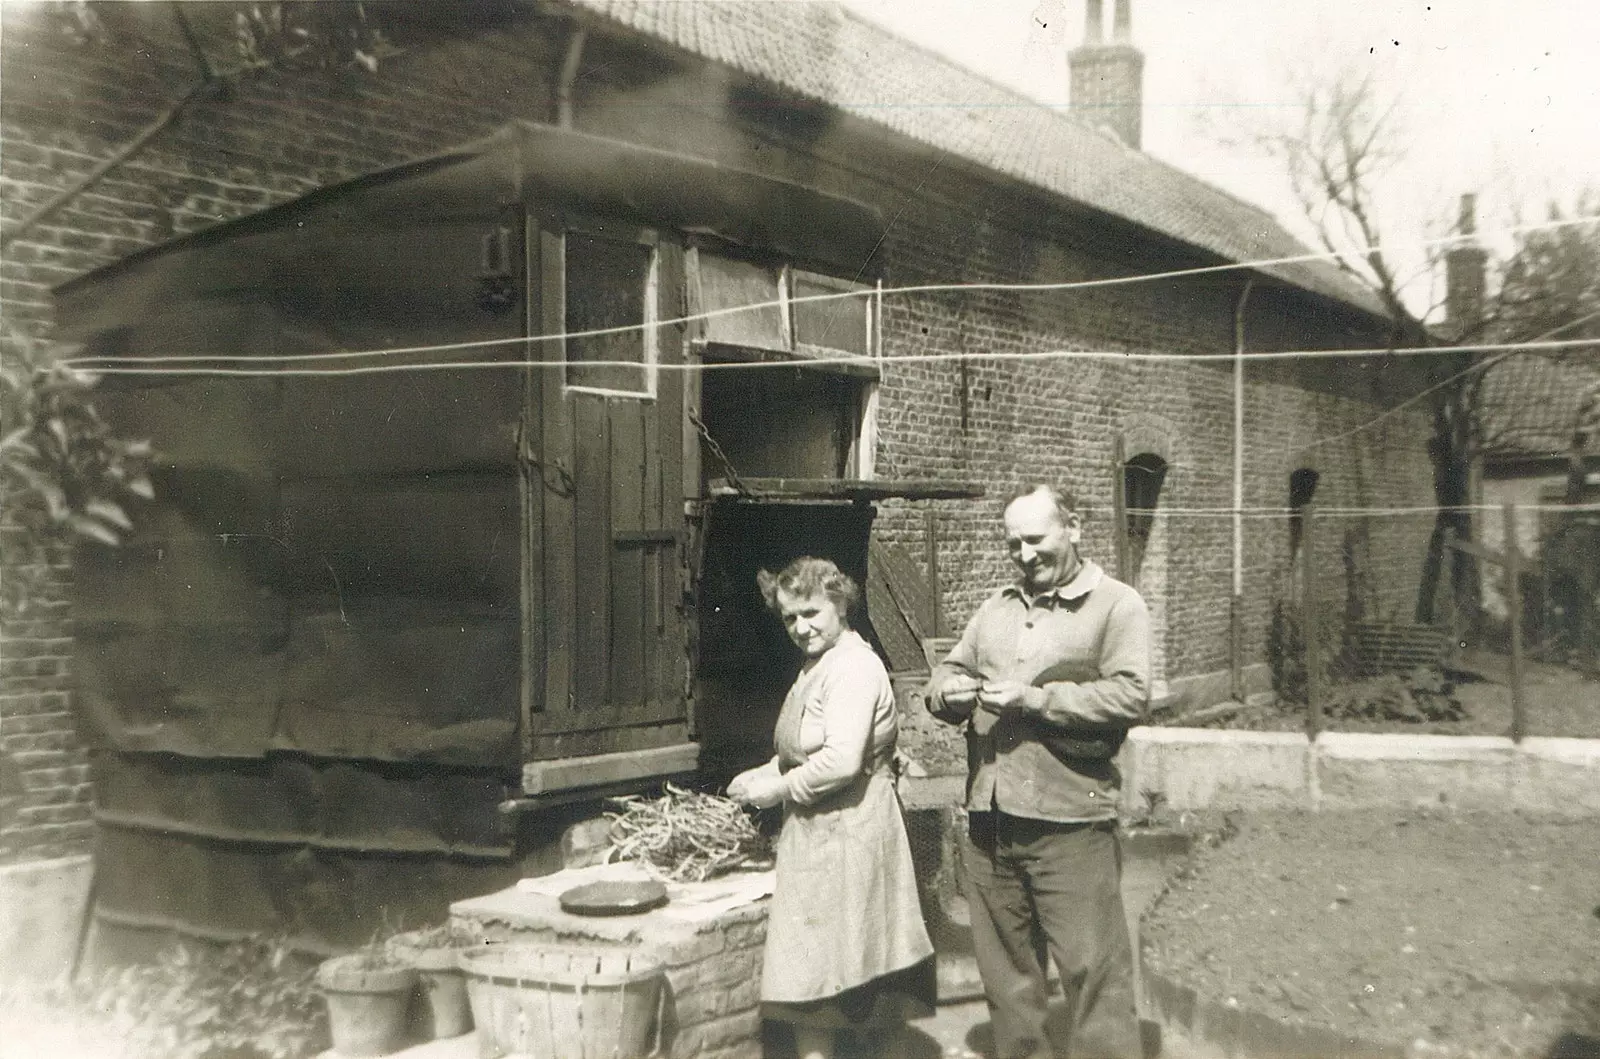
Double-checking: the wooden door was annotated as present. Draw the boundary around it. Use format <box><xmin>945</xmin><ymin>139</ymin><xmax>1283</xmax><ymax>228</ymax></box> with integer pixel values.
<box><xmin>525</xmin><ymin>218</ymin><xmax>689</xmax><ymax>758</ymax></box>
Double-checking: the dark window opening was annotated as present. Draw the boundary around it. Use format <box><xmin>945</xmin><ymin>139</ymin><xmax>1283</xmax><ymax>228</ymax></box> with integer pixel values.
<box><xmin>1123</xmin><ymin>453</ymin><xmax>1168</xmax><ymax>581</ymax></box>
<box><xmin>690</xmin><ymin>251</ymin><xmax>879</xmax><ymax>486</ymax></box>
<box><xmin>1289</xmin><ymin>468</ymin><xmax>1320</xmax><ymax>555</ymax></box>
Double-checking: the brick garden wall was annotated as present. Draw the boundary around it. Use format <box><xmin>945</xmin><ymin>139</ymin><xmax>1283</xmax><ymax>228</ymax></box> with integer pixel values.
<box><xmin>0</xmin><ymin>2</ymin><xmax>563</xmax><ymax>864</ymax></box>
<box><xmin>0</xmin><ymin>3</ymin><xmax>1438</xmax><ymax>864</ymax></box>
<box><xmin>0</xmin><ymin>535</ymin><xmax>92</xmax><ymax>862</ymax></box>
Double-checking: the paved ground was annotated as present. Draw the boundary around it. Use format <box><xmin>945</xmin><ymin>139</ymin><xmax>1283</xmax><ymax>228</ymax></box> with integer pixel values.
<box><xmin>326</xmin><ymin>998</ymin><xmax>996</xmax><ymax>1059</ymax></box>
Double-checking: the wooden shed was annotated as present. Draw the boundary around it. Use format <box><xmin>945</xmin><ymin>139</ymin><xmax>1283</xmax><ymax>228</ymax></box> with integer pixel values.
<box><xmin>55</xmin><ymin>121</ymin><xmax>978</xmax><ymax>950</ymax></box>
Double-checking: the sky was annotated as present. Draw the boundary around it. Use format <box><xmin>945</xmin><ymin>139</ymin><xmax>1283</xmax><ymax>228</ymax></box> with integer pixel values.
<box><xmin>841</xmin><ymin>0</ymin><xmax>1600</xmax><ymax>315</ymax></box>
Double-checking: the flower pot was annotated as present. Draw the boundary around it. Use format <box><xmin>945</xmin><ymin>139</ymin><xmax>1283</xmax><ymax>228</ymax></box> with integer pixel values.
<box><xmin>385</xmin><ymin>931</ymin><xmax>474</xmax><ymax>1040</ymax></box>
<box><xmin>316</xmin><ymin>953</ymin><xmax>417</xmax><ymax>1057</ymax></box>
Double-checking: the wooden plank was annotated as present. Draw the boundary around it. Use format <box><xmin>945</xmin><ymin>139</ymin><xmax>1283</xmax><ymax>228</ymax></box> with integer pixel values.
<box><xmin>707</xmin><ymin>477</ymin><xmax>985</xmax><ymax>501</ymax></box>
<box><xmin>863</xmin><ymin>558</ymin><xmax>925</xmax><ymax>674</ymax></box>
<box><xmin>1302</xmin><ymin>503</ymin><xmax>1322</xmax><ymax>739</ymax></box>
<box><xmin>540</xmin><ymin>227</ymin><xmax>577</xmax><ymax>726</ymax></box>
<box><xmin>869</xmin><ymin>540</ymin><xmax>930</xmax><ymax>642</ymax></box>
<box><xmin>525</xmin><ymin>722</ymin><xmax>691</xmax><ymax>763</ymax></box>
<box><xmin>613</xmin><ymin>530</ymin><xmax>681</xmax><ymax>545</ymax></box>
<box><xmin>924</xmin><ymin>509</ymin><xmax>943</xmax><ymax>637</ymax></box>
<box><xmin>1441</xmin><ymin>529</ymin><xmax>1542</xmax><ymax>574</ymax></box>
<box><xmin>521</xmin><ymin>695</ymin><xmax>687</xmax><ymax>734</ymax></box>
<box><xmin>521</xmin><ymin>208</ymin><xmax>544</xmax><ymax>747</ymax></box>
<box><xmin>663</xmin><ymin>245</ymin><xmax>694</xmax><ymax>730</ymax></box>
<box><xmin>695</xmin><ymin>340</ymin><xmax>882</xmax><ymax>379</ymax></box>
<box><xmin>680</xmin><ymin>248</ymin><xmax>703</xmax><ymax>502</ymax></box>
<box><xmin>646</xmin><ymin>247</ymin><xmax>672</xmax><ymax>709</ymax></box>
<box><xmin>609</xmin><ymin>400</ymin><xmax>647</xmax><ymax>711</ymax></box>
<box><xmin>1441</xmin><ymin>532</ymin><xmax>1505</xmax><ymax>565</ymax></box>
<box><xmin>521</xmin><ymin>742</ymin><xmax>700</xmax><ymax>796</ymax></box>
<box><xmin>1112</xmin><ymin>435</ymin><xmax>1129</xmax><ymax>583</ymax></box>
<box><xmin>1505</xmin><ymin>502</ymin><xmax>1526</xmax><ymax>742</ymax></box>
<box><xmin>573</xmin><ymin>394</ymin><xmax>611</xmax><ymax>710</ymax></box>
<box><xmin>521</xmin><ymin>723</ymin><xmax>691</xmax><ymax>764</ymax></box>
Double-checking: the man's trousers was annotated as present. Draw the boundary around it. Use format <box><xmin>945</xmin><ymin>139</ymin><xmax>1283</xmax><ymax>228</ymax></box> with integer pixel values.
<box><xmin>960</xmin><ymin>812</ymin><xmax>1142</xmax><ymax>1059</ymax></box>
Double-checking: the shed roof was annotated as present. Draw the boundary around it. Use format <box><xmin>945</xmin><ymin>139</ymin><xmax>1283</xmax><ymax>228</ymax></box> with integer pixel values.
<box><xmin>55</xmin><ymin>121</ymin><xmax>886</xmax><ymax>332</ymax></box>
<box><xmin>558</xmin><ymin>0</ymin><xmax>1387</xmax><ymax>319</ymax></box>
<box><xmin>1478</xmin><ymin>353</ymin><xmax>1600</xmax><ymax>465</ymax></box>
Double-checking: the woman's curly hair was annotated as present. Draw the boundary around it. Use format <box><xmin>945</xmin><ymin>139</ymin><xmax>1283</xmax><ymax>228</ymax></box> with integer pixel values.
<box><xmin>755</xmin><ymin>556</ymin><xmax>860</xmax><ymax>623</ymax></box>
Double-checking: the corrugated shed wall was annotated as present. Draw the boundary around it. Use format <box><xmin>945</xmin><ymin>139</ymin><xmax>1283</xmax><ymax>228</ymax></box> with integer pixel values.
<box><xmin>65</xmin><ymin>178</ymin><xmax>531</xmax><ymax>952</ymax></box>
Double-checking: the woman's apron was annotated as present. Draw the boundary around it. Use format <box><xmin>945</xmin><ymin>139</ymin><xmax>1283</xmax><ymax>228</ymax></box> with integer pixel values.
<box><xmin>760</xmin><ymin>654</ymin><xmax>934</xmax><ymax>1003</ymax></box>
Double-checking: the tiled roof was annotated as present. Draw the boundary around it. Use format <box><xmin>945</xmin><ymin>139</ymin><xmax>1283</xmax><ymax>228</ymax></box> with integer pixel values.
<box><xmin>1477</xmin><ymin>353</ymin><xmax>1600</xmax><ymax>462</ymax></box>
<box><xmin>560</xmin><ymin>0</ymin><xmax>1385</xmax><ymax>318</ymax></box>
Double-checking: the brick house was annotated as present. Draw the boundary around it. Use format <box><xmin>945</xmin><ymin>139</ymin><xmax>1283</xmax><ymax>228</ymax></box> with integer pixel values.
<box><xmin>1</xmin><ymin>0</ymin><xmax>1436</xmax><ymax>953</ymax></box>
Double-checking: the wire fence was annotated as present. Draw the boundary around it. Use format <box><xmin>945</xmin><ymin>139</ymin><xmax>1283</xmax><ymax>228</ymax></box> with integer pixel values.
<box><xmin>1264</xmin><ymin>500</ymin><xmax>1600</xmax><ymax>741</ymax></box>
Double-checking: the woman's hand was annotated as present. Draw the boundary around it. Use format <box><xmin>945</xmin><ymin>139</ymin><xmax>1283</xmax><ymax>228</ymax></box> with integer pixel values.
<box><xmin>726</xmin><ymin>773</ymin><xmax>753</xmax><ymax>802</ymax></box>
<box><xmin>739</xmin><ymin>773</ymin><xmax>787</xmax><ymax>809</ymax></box>
<box><xmin>728</xmin><ymin>761</ymin><xmax>784</xmax><ymax>808</ymax></box>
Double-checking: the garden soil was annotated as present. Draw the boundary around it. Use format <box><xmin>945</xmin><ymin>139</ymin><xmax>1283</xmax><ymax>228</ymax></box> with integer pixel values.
<box><xmin>1141</xmin><ymin>809</ymin><xmax>1600</xmax><ymax>1058</ymax></box>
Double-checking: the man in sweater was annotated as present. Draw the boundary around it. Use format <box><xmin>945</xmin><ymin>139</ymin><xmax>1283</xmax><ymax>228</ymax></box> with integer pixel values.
<box><xmin>928</xmin><ymin>483</ymin><xmax>1150</xmax><ymax>1059</ymax></box>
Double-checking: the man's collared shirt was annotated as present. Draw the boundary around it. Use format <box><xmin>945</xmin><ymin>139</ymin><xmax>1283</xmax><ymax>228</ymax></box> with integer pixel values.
<box><xmin>927</xmin><ymin>561</ymin><xmax>1151</xmax><ymax>823</ymax></box>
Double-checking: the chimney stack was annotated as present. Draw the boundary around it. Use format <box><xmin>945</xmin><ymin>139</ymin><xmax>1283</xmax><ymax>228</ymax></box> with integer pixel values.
<box><xmin>1112</xmin><ymin>0</ymin><xmax>1132</xmax><ymax>41</ymax></box>
<box><xmin>1070</xmin><ymin>0</ymin><xmax>1145</xmax><ymax>149</ymax></box>
<box><xmin>1445</xmin><ymin>193</ymin><xmax>1488</xmax><ymax>335</ymax></box>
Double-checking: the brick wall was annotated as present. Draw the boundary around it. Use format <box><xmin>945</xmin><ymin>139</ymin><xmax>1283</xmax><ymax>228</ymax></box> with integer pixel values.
<box><xmin>0</xmin><ymin>535</ymin><xmax>93</xmax><ymax>862</ymax></box>
<box><xmin>0</xmin><ymin>3</ymin><xmax>562</xmax><ymax>865</ymax></box>
<box><xmin>570</xmin><ymin>44</ymin><xmax>1439</xmax><ymax>689</ymax></box>
<box><xmin>865</xmin><ymin>208</ymin><xmax>1435</xmax><ymax>688</ymax></box>
<box><xmin>1</xmin><ymin>4</ymin><xmax>556</xmax><ymax>338</ymax></box>
<box><xmin>1</xmin><ymin>2</ymin><xmax>1439</xmax><ymax>868</ymax></box>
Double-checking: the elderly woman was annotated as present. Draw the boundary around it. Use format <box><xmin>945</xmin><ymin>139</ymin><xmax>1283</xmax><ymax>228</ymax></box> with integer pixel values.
<box><xmin>728</xmin><ymin>556</ymin><xmax>935</xmax><ymax>1059</ymax></box>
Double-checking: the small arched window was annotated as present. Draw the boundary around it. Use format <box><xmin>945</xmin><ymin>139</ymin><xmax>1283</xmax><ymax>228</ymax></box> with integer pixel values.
<box><xmin>1289</xmin><ymin>468</ymin><xmax>1320</xmax><ymax>556</ymax></box>
<box><xmin>1123</xmin><ymin>453</ymin><xmax>1168</xmax><ymax>581</ymax></box>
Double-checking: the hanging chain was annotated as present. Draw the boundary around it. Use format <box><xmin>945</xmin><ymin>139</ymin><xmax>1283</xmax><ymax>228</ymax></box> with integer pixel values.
<box><xmin>687</xmin><ymin>406</ymin><xmax>750</xmax><ymax>497</ymax></box>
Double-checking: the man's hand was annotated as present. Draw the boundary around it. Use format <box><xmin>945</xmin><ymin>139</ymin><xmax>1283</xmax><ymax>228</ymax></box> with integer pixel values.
<box><xmin>939</xmin><ymin>673</ymin><xmax>982</xmax><ymax>709</ymax></box>
<box><xmin>976</xmin><ymin>679</ymin><xmax>1039</xmax><ymax>714</ymax></box>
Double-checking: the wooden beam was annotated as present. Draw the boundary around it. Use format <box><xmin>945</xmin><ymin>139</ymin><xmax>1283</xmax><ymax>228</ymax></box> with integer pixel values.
<box><xmin>869</xmin><ymin>539</ymin><xmax>928</xmax><ymax>642</ymax></box>
<box><xmin>1302</xmin><ymin>503</ymin><xmax>1322</xmax><ymax>740</ymax></box>
<box><xmin>1442</xmin><ymin>529</ymin><xmax>1543</xmax><ymax>575</ymax></box>
<box><xmin>1504</xmin><ymin>503</ymin><xmax>1526</xmax><ymax>743</ymax></box>
<box><xmin>707</xmin><ymin>477</ymin><xmax>985</xmax><ymax>501</ymax></box>
<box><xmin>521</xmin><ymin>742</ymin><xmax>701</xmax><ymax>795</ymax></box>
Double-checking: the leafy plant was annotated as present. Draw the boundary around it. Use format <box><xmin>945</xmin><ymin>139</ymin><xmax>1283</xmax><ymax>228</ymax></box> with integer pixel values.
<box><xmin>0</xmin><ymin>330</ymin><xmax>152</xmax><ymax>615</ymax></box>
<box><xmin>1323</xmin><ymin>667</ymin><xmax>1466</xmax><ymax>725</ymax></box>
<box><xmin>92</xmin><ymin>934</ymin><xmax>327</xmax><ymax>1059</ymax></box>
<box><xmin>392</xmin><ymin>920</ymin><xmax>482</xmax><ymax>950</ymax></box>
<box><xmin>341</xmin><ymin>931</ymin><xmax>408</xmax><ymax>973</ymax></box>
<box><xmin>233</xmin><ymin>2</ymin><xmax>397</xmax><ymax>74</ymax></box>
<box><xmin>1267</xmin><ymin>599</ymin><xmax>1308</xmax><ymax>704</ymax></box>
